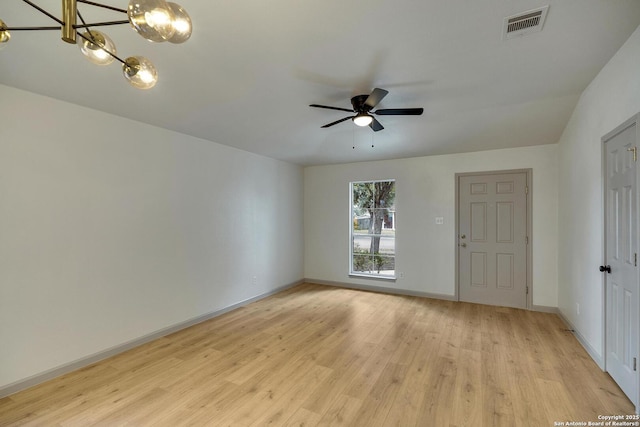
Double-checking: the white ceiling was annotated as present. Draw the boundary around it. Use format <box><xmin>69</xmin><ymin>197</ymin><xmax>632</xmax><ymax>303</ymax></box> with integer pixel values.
<box><xmin>1</xmin><ymin>1</ymin><xmax>639</xmax><ymax>165</ymax></box>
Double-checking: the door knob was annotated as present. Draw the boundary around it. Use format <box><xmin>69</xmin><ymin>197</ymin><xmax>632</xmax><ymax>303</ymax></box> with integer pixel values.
<box><xmin>599</xmin><ymin>265</ymin><xmax>611</xmax><ymax>273</ymax></box>
<box><xmin>460</xmin><ymin>234</ymin><xmax>466</xmax><ymax>239</ymax></box>
<box><xmin>460</xmin><ymin>243</ymin><xmax>467</xmax><ymax>248</ymax></box>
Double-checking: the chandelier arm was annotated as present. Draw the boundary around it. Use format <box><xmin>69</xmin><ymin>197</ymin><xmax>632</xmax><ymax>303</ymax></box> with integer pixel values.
<box><xmin>76</xmin><ymin>9</ymin><xmax>92</xmax><ymax>35</ymax></box>
<box><xmin>4</xmin><ymin>26</ymin><xmax>61</xmax><ymax>31</ymax></box>
<box><xmin>76</xmin><ymin>30</ymin><xmax>126</xmax><ymax>65</ymax></box>
<box><xmin>74</xmin><ymin>12</ymin><xmax>126</xmax><ymax>40</ymax></box>
<box><xmin>20</xmin><ymin>0</ymin><xmax>64</xmax><ymax>25</ymax></box>
<box><xmin>73</xmin><ymin>20</ymin><xmax>129</xmax><ymax>29</ymax></box>
<box><xmin>76</xmin><ymin>0</ymin><xmax>127</xmax><ymax>14</ymax></box>
<box><xmin>76</xmin><ymin>9</ymin><xmax>97</xmax><ymax>43</ymax></box>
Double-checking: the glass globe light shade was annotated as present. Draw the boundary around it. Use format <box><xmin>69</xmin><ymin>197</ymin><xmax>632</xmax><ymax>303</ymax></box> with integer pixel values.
<box><xmin>166</xmin><ymin>2</ymin><xmax>192</xmax><ymax>44</ymax></box>
<box><xmin>123</xmin><ymin>56</ymin><xmax>158</xmax><ymax>89</ymax></box>
<box><xmin>0</xmin><ymin>20</ymin><xmax>10</xmax><ymax>50</ymax></box>
<box><xmin>353</xmin><ymin>113</ymin><xmax>373</xmax><ymax>127</ymax></box>
<box><xmin>77</xmin><ymin>30</ymin><xmax>116</xmax><ymax>65</ymax></box>
<box><xmin>128</xmin><ymin>0</ymin><xmax>175</xmax><ymax>42</ymax></box>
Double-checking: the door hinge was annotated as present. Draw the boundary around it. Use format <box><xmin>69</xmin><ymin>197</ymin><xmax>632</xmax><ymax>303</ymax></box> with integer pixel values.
<box><xmin>525</xmin><ymin>186</ymin><xmax>529</xmax><ymax>195</ymax></box>
<box><xmin>635</xmin><ymin>253</ymin><xmax>638</xmax><ymax>267</ymax></box>
<box><xmin>525</xmin><ymin>236</ymin><xmax>529</xmax><ymax>245</ymax></box>
<box><xmin>634</xmin><ymin>357</ymin><xmax>637</xmax><ymax>371</ymax></box>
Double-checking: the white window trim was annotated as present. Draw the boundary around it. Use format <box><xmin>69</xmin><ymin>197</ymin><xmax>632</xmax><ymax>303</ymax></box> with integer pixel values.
<box><xmin>349</xmin><ymin>179</ymin><xmax>396</xmax><ymax>280</ymax></box>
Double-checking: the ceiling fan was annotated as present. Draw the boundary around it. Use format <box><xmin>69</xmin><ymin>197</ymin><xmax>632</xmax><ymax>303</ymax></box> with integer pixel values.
<box><xmin>309</xmin><ymin>88</ymin><xmax>423</xmax><ymax>132</ymax></box>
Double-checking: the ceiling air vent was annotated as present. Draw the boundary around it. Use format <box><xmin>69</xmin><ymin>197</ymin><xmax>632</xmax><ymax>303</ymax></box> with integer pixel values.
<box><xmin>502</xmin><ymin>5</ymin><xmax>549</xmax><ymax>40</ymax></box>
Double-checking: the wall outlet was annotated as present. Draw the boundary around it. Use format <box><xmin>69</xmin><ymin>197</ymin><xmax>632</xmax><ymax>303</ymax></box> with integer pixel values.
<box><xmin>576</xmin><ymin>302</ymin><xmax>580</xmax><ymax>316</ymax></box>
<box><xmin>435</xmin><ymin>217</ymin><xmax>444</xmax><ymax>225</ymax></box>
<box><xmin>399</xmin><ymin>272</ymin><xmax>405</xmax><ymax>279</ymax></box>
<box><xmin>252</xmin><ymin>276</ymin><xmax>257</xmax><ymax>286</ymax></box>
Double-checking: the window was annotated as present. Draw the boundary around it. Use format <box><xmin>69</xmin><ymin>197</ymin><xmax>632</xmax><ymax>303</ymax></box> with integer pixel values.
<box><xmin>350</xmin><ymin>180</ymin><xmax>396</xmax><ymax>278</ymax></box>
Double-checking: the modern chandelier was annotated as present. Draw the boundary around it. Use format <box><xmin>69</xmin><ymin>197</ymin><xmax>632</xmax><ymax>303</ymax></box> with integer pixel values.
<box><xmin>0</xmin><ymin>0</ymin><xmax>193</xmax><ymax>89</ymax></box>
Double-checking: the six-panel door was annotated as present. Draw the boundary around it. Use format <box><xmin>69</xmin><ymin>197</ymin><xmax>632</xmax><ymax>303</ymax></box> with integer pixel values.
<box><xmin>458</xmin><ymin>172</ymin><xmax>528</xmax><ymax>309</ymax></box>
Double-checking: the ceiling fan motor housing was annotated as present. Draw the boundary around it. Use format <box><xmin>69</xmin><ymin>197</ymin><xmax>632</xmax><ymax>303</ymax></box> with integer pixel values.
<box><xmin>351</xmin><ymin>94</ymin><xmax>371</xmax><ymax>113</ymax></box>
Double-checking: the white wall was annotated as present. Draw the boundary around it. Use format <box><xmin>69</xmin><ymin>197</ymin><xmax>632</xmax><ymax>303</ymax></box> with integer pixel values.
<box><xmin>305</xmin><ymin>144</ymin><xmax>558</xmax><ymax>307</ymax></box>
<box><xmin>557</xmin><ymin>25</ymin><xmax>640</xmax><ymax>363</ymax></box>
<box><xmin>0</xmin><ymin>85</ymin><xmax>304</xmax><ymax>389</ymax></box>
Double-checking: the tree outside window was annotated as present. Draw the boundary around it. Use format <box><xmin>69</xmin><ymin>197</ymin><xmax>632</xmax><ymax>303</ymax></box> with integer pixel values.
<box><xmin>350</xmin><ymin>180</ymin><xmax>395</xmax><ymax>278</ymax></box>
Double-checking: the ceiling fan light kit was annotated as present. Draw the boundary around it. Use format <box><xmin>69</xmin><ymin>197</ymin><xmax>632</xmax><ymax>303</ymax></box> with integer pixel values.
<box><xmin>310</xmin><ymin>88</ymin><xmax>424</xmax><ymax>132</ymax></box>
<box><xmin>353</xmin><ymin>113</ymin><xmax>373</xmax><ymax>127</ymax></box>
<box><xmin>0</xmin><ymin>0</ymin><xmax>192</xmax><ymax>89</ymax></box>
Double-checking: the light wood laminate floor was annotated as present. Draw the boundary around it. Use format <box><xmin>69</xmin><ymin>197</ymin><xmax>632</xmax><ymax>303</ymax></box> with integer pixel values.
<box><xmin>0</xmin><ymin>283</ymin><xmax>635</xmax><ymax>426</ymax></box>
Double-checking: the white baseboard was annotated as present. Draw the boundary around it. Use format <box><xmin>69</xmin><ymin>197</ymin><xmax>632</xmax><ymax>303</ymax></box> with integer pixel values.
<box><xmin>531</xmin><ymin>304</ymin><xmax>560</xmax><ymax>314</ymax></box>
<box><xmin>0</xmin><ymin>279</ymin><xmax>304</xmax><ymax>399</ymax></box>
<box><xmin>305</xmin><ymin>278</ymin><xmax>458</xmax><ymax>301</ymax></box>
<box><xmin>557</xmin><ymin>310</ymin><xmax>604</xmax><ymax>369</ymax></box>
<box><xmin>2</xmin><ymin>278</ymin><xmax>565</xmax><ymax>399</ymax></box>
<box><xmin>305</xmin><ymin>278</ymin><xmax>563</xmax><ymax>316</ymax></box>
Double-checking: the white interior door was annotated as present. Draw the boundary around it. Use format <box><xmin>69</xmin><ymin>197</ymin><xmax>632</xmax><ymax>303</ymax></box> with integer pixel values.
<box><xmin>458</xmin><ymin>172</ymin><xmax>528</xmax><ymax>309</ymax></box>
<box><xmin>603</xmin><ymin>117</ymin><xmax>639</xmax><ymax>408</ymax></box>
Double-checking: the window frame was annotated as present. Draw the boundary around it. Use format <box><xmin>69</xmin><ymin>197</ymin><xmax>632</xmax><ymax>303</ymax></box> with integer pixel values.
<box><xmin>349</xmin><ymin>179</ymin><xmax>396</xmax><ymax>280</ymax></box>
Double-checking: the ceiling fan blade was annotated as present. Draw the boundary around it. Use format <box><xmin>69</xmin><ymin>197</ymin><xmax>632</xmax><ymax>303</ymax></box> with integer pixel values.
<box><xmin>321</xmin><ymin>116</ymin><xmax>354</xmax><ymax>128</ymax></box>
<box><xmin>369</xmin><ymin>117</ymin><xmax>384</xmax><ymax>132</ymax></box>
<box><xmin>364</xmin><ymin>88</ymin><xmax>389</xmax><ymax>109</ymax></box>
<box><xmin>310</xmin><ymin>104</ymin><xmax>354</xmax><ymax>113</ymax></box>
<box><xmin>374</xmin><ymin>108</ymin><xmax>424</xmax><ymax>116</ymax></box>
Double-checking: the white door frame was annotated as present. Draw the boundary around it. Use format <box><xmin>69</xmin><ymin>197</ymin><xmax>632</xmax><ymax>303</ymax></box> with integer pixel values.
<box><xmin>454</xmin><ymin>169</ymin><xmax>533</xmax><ymax>309</ymax></box>
<box><xmin>602</xmin><ymin>113</ymin><xmax>640</xmax><ymax>412</ymax></box>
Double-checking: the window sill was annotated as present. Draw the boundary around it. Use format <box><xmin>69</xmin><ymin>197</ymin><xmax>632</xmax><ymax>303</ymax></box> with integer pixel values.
<box><xmin>349</xmin><ymin>273</ymin><xmax>397</xmax><ymax>282</ymax></box>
